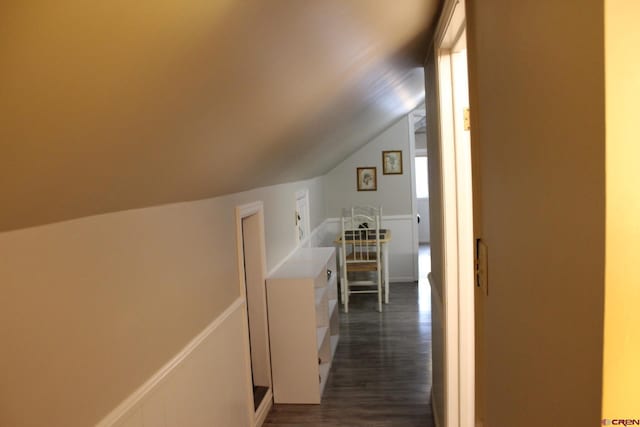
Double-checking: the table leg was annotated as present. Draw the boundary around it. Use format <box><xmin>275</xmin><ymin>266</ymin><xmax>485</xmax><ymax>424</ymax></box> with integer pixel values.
<box><xmin>383</xmin><ymin>243</ymin><xmax>389</xmax><ymax>304</ymax></box>
<box><xmin>338</xmin><ymin>246</ymin><xmax>345</xmax><ymax>305</ymax></box>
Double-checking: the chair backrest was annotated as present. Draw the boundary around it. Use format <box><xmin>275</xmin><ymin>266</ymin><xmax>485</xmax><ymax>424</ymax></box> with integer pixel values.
<box><xmin>341</xmin><ymin>210</ymin><xmax>381</xmax><ymax>265</ymax></box>
<box><xmin>346</xmin><ymin>206</ymin><xmax>382</xmax><ymax>229</ymax></box>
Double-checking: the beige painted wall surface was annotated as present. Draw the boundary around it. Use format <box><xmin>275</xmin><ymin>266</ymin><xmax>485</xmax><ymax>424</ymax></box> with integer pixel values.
<box><xmin>0</xmin><ymin>0</ymin><xmax>438</xmax><ymax>232</ymax></box>
<box><xmin>236</xmin><ymin>176</ymin><xmax>325</xmax><ymax>271</ymax></box>
<box><xmin>602</xmin><ymin>1</ymin><xmax>640</xmax><ymax>419</ymax></box>
<box><xmin>0</xmin><ymin>176</ymin><xmax>324</xmax><ymax>427</ymax></box>
<box><xmin>467</xmin><ymin>1</ymin><xmax>605</xmax><ymax>426</ymax></box>
<box><xmin>324</xmin><ymin>117</ymin><xmax>414</xmax><ymax>217</ymax></box>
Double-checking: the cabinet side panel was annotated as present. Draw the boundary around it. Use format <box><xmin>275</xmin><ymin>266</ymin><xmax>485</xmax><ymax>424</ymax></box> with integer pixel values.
<box><xmin>267</xmin><ymin>279</ymin><xmax>320</xmax><ymax>403</ymax></box>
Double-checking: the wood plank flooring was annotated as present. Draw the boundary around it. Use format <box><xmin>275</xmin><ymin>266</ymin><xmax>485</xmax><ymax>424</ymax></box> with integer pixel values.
<box><xmin>264</xmin><ymin>279</ymin><xmax>434</xmax><ymax>427</ymax></box>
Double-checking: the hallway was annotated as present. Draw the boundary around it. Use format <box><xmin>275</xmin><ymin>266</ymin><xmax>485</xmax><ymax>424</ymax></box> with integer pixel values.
<box><xmin>264</xmin><ymin>247</ymin><xmax>433</xmax><ymax>427</ymax></box>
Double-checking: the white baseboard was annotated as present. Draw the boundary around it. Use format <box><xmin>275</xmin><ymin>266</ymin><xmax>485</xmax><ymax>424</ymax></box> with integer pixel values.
<box><xmin>255</xmin><ymin>389</ymin><xmax>273</xmax><ymax>427</ymax></box>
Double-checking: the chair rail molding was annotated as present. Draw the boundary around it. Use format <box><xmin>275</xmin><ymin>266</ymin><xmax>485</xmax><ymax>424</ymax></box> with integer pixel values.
<box><xmin>95</xmin><ymin>297</ymin><xmax>248</xmax><ymax>427</ymax></box>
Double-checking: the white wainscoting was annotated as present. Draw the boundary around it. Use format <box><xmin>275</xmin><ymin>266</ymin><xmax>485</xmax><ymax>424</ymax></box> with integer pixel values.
<box><xmin>96</xmin><ymin>214</ymin><xmax>418</xmax><ymax>427</ymax></box>
<box><xmin>323</xmin><ymin>215</ymin><xmax>417</xmax><ymax>282</ymax></box>
<box><xmin>268</xmin><ymin>219</ymin><xmax>333</xmax><ymax>277</ymax></box>
<box><xmin>96</xmin><ymin>298</ymin><xmax>253</xmax><ymax>427</ymax></box>
<box><xmin>308</xmin><ymin>219</ymin><xmax>334</xmax><ymax>249</ymax></box>
<box><xmin>98</xmin><ymin>219</ymin><xmax>332</xmax><ymax>427</ymax></box>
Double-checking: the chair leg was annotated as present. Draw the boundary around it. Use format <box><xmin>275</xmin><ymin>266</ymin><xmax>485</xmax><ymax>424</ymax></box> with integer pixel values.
<box><xmin>341</xmin><ymin>263</ymin><xmax>349</xmax><ymax>312</ymax></box>
<box><xmin>383</xmin><ymin>245</ymin><xmax>389</xmax><ymax>304</ymax></box>
<box><xmin>344</xmin><ymin>276</ymin><xmax>349</xmax><ymax>313</ymax></box>
<box><xmin>377</xmin><ymin>272</ymin><xmax>382</xmax><ymax>312</ymax></box>
<box><xmin>338</xmin><ymin>247</ymin><xmax>345</xmax><ymax>305</ymax></box>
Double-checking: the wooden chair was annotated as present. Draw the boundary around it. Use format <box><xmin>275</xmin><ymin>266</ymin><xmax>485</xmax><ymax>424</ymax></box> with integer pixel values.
<box><xmin>346</xmin><ymin>205</ymin><xmax>382</xmax><ymax>228</ymax></box>
<box><xmin>340</xmin><ymin>208</ymin><xmax>382</xmax><ymax>312</ymax></box>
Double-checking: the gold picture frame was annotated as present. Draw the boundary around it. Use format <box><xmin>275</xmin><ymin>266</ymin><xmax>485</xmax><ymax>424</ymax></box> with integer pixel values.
<box><xmin>382</xmin><ymin>150</ymin><xmax>403</xmax><ymax>175</ymax></box>
<box><xmin>357</xmin><ymin>167</ymin><xmax>377</xmax><ymax>191</ymax></box>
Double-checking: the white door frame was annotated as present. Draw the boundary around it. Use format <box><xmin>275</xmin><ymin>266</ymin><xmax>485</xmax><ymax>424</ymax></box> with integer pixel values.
<box><xmin>235</xmin><ymin>201</ymin><xmax>272</xmax><ymax>427</ymax></box>
<box><xmin>408</xmin><ymin>114</ymin><xmax>420</xmax><ymax>281</ymax></box>
<box><xmin>433</xmin><ymin>0</ymin><xmax>475</xmax><ymax>426</ymax></box>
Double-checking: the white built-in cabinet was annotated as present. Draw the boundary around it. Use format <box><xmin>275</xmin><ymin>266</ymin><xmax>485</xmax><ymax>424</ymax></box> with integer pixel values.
<box><xmin>266</xmin><ymin>247</ymin><xmax>339</xmax><ymax>404</ymax></box>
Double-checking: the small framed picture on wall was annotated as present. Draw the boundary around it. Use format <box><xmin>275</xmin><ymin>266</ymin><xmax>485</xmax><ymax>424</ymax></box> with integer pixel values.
<box><xmin>357</xmin><ymin>167</ymin><xmax>377</xmax><ymax>191</ymax></box>
<box><xmin>382</xmin><ymin>150</ymin><xmax>403</xmax><ymax>175</ymax></box>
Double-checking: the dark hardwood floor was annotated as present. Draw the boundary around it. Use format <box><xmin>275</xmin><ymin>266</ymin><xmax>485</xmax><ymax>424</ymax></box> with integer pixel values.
<box><xmin>264</xmin><ymin>272</ymin><xmax>434</xmax><ymax>427</ymax></box>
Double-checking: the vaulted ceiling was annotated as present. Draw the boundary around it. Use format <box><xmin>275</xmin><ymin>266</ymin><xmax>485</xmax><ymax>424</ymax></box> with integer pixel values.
<box><xmin>0</xmin><ymin>0</ymin><xmax>440</xmax><ymax>231</ymax></box>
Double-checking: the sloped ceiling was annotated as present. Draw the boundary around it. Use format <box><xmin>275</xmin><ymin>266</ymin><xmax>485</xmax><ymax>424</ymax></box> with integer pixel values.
<box><xmin>0</xmin><ymin>0</ymin><xmax>440</xmax><ymax>231</ymax></box>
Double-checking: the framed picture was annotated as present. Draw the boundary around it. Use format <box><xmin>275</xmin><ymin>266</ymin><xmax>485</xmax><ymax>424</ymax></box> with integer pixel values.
<box><xmin>382</xmin><ymin>150</ymin><xmax>403</xmax><ymax>175</ymax></box>
<box><xmin>357</xmin><ymin>167</ymin><xmax>377</xmax><ymax>191</ymax></box>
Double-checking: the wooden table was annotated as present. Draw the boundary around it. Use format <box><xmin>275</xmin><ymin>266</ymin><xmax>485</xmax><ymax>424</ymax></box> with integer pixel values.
<box><xmin>335</xmin><ymin>229</ymin><xmax>392</xmax><ymax>304</ymax></box>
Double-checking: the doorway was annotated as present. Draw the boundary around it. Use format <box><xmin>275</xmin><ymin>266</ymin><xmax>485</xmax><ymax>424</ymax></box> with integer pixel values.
<box><xmin>411</xmin><ymin>106</ymin><xmax>433</xmax><ymax>312</ymax></box>
<box><xmin>295</xmin><ymin>190</ymin><xmax>310</xmax><ymax>245</ymax></box>
<box><xmin>429</xmin><ymin>0</ymin><xmax>475</xmax><ymax>425</ymax></box>
<box><xmin>415</xmin><ymin>155</ymin><xmax>431</xmax><ymax>245</ymax></box>
<box><xmin>413</xmin><ymin>107</ymin><xmax>431</xmax><ymax>248</ymax></box>
<box><xmin>236</xmin><ymin>202</ymin><xmax>272</xmax><ymax>426</ymax></box>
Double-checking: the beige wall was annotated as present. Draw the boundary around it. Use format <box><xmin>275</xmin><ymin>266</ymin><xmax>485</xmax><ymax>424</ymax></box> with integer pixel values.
<box><xmin>602</xmin><ymin>1</ymin><xmax>640</xmax><ymax>419</ymax></box>
<box><xmin>324</xmin><ymin>117</ymin><xmax>414</xmax><ymax>217</ymax></box>
<box><xmin>466</xmin><ymin>1</ymin><xmax>605</xmax><ymax>426</ymax></box>
<box><xmin>0</xmin><ymin>0</ymin><xmax>437</xmax><ymax>232</ymax></box>
<box><xmin>0</xmin><ymin>176</ymin><xmax>325</xmax><ymax>427</ymax></box>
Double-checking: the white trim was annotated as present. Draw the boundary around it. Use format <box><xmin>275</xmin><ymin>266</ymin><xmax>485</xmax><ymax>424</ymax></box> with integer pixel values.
<box><xmin>267</xmin><ymin>218</ymin><xmax>330</xmax><ymax>277</ymax></box>
<box><xmin>438</xmin><ymin>46</ymin><xmax>461</xmax><ymax>427</ymax></box>
<box><xmin>452</xmin><ymin>49</ymin><xmax>475</xmax><ymax>427</ymax></box>
<box><xmin>95</xmin><ymin>297</ymin><xmax>246</xmax><ymax>427</ymax></box>
<box><xmin>432</xmin><ymin>1</ymin><xmax>475</xmax><ymax>426</ymax></box>
<box><xmin>254</xmin><ymin>389</ymin><xmax>273</xmax><ymax>427</ymax></box>
<box><xmin>324</xmin><ymin>214</ymin><xmax>414</xmax><ymax>224</ymax></box>
<box><xmin>236</xmin><ymin>200</ymin><xmax>269</xmax><ymax>298</ymax></box>
<box><xmin>236</xmin><ymin>201</ymin><xmax>272</xmax><ymax>426</ymax></box>
<box><xmin>407</xmin><ymin>114</ymin><xmax>420</xmax><ymax>282</ymax></box>
<box><xmin>267</xmin><ymin>240</ymin><xmax>302</xmax><ymax>278</ymax></box>
<box><xmin>237</xmin><ymin>201</ymin><xmax>264</xmax><ymax>218</ymax></box>
<box><xmin>434</xmin><ymin>0</ymin><xmax>466</xmax><ymax>49</ymax></box>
